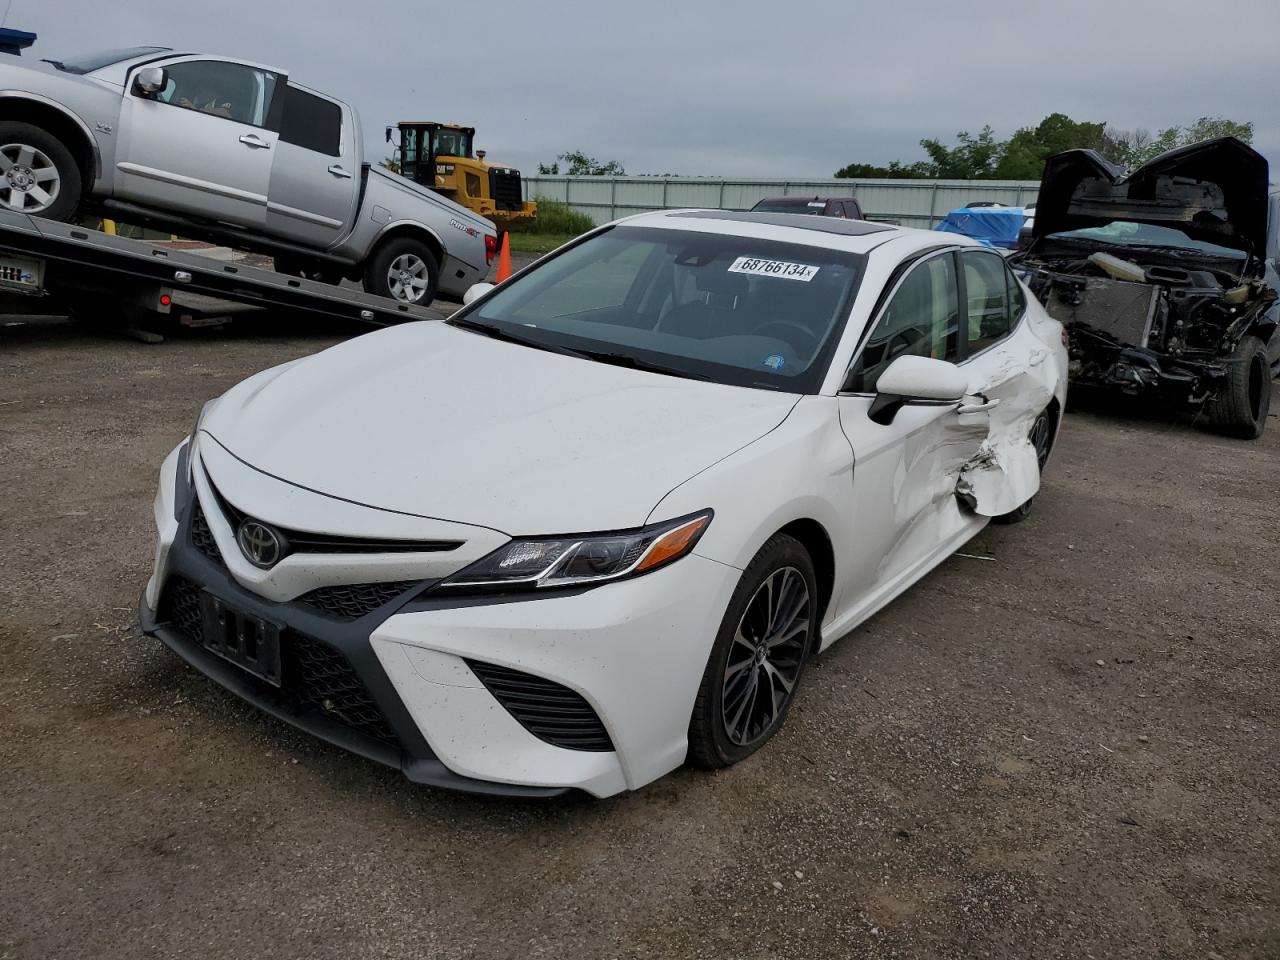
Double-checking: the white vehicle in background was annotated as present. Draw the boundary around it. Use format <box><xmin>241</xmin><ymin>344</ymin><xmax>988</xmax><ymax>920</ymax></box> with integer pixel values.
<box><xmin>141</xmin><ymin>210</ymin><xmax>1068</xmax><ymax>797</ymax></box>
<box><xmin>0</xmin><ymin>45</ymin><xmax>496</xmax><ymax>305</ymax></box>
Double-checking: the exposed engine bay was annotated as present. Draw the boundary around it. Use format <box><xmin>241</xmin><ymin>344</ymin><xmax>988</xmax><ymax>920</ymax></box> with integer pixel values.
<box><xmin>1017</xmin><ymin>249</ymin><xmax>1274</xmax><ymax>401</ymax></box>
<box><xmin>1012</xmin><ymin>136</ymin><xmax>1277</xmax><ymax>427</ymax></box>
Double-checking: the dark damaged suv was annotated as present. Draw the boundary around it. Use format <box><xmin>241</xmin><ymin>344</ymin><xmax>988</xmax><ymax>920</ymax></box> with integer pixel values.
<box><xmin>1015</xmin><ymin>137</ymin><xmax>1279</xmax><ymax>438</ymax></box>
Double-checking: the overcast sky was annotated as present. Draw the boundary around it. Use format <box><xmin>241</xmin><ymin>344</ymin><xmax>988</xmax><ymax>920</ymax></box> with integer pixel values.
<box><xmin>9</xmin><ymin>0</ymin><xmax>1280</xmax><ymax>180</ymax></box>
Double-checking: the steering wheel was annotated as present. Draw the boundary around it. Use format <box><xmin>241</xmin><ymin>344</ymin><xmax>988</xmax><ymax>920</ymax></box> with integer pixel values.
<box><xmin>752</xmin><ymin>320</ymin><xmax>820</xmax><ymax>357</ymax></box>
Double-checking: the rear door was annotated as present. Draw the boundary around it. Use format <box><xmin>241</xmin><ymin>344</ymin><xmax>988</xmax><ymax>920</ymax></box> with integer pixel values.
<box><xmin>955</xmin><ymin>248</ymin><xmax>1055</xmax><ymax>515</ymax></box>
<box><xmin>835</xmin><ymin>249</ymin><xmax>991</xmax><ymax>612</ymax></box>
<box><xmin>265</xmin><ymin>84</ymin><xmax>360</xmax><ymax>249</ymax></box>
<box><xmin>115</xmin><ymin>56</ymin><xmax>282</xmax><ymax>228</ymax></box>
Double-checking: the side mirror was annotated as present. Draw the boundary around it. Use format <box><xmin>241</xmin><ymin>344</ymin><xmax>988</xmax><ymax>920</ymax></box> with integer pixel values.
<box><xmin>868</xmin><ymin>355</ymin><xmax>968</xmax><ymax>425</ymax></box>
<box><xmin>462</xmin><ymin>282</ymin><xmax>495</xmax><ymax>306</ymax></box>
<box><xmin>133</xmin><ymin>66</ymin><xmax>167</xmax><ymax>96</ymax></box>
<box><xmin>385</xmin><ymin>125</ymin><xmax>393</xmax><ymax>144</ymax></box>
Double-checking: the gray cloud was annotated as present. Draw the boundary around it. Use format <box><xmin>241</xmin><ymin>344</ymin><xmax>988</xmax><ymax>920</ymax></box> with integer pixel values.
<box><xmin>10</xmin><ymin>0</ymin><xmax>1280</xmax><ymax>178</ymax></box>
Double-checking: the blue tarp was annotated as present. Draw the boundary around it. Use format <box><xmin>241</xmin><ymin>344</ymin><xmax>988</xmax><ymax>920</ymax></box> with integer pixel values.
<box><xmin>0</xmin><ymin>28</ymin><xmax>37</xmax><ymax>55</ymax></box>
<box><xmin>933</xmin><ymin>206</ymin><xmax>1025</xmax><ymax>249</ymax></box>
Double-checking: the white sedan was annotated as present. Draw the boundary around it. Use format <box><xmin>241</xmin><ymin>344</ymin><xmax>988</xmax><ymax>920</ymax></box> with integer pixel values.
<box><xmin>141</xmin><ymin>209</ymin><xmax>1068</xmax><ymax>797</ymax></box>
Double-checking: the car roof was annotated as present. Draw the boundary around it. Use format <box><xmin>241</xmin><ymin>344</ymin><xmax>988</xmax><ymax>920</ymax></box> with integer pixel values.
<box><xmin>616</xmin><ymin>209</ymin><xmax>979</xmax><ymax>256</ymax></box>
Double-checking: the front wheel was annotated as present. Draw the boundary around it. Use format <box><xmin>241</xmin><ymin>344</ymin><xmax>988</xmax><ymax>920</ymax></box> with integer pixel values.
<box><xmin>0</xmin><ymin>121</ymin><xmax>82</xmax><ymax>221</ymax></box>
<box><xmin>1204</xmin><ymin>335</ymin><xmax>1271</xmax><ymax>439</ymax></box>
<box><xmin>687</xmin><ymin>534</ymin><xmax>817</xmax><ymax>769</ymax></box>
<box><xmin>362</xmin><ymin>237</ymin><xmax>439</xmax><ymax>307</ymax></box>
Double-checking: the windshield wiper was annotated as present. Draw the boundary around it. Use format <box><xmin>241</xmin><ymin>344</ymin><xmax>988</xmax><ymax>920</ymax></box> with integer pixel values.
<box><xmin>450</xmin><ymin>317</ymin><xmax>712</xmax><ymax>381</ymax></box>
<box><xmin>566</xmin><ymin>347</ymin><xmax>713</xmax><ymax>381</ymax></box>
<box><xmin>40</xmin><ymin>59</ymin><xmax>68</xmax><ymax>71</ymax></box>
<box><xmin>447</xmin><ymin>316</ymin><xmax>583</xmax><ymax>358</ymax></box>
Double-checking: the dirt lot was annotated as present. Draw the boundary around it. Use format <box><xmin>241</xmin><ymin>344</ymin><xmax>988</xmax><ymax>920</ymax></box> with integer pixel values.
<box><xmin>2</xmin><ymin>313</ymin><xmax>1278</xmax><ymax>960</ymax></box>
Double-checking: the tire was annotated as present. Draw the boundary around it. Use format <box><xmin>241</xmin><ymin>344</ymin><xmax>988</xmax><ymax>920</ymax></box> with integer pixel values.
<box><xmin>1204</xmin><ymin>335</ymin><xmax>1271</xmax><ymax>439</ymax></box>
<box><xmin>687</xmin><ymin>534</ymin><xmax>817</xmax><ymax>770</ymax></box>
<box><xmin>362</xmin><ymin>237</ymin><xmax>439</xmax><ymax>307</ymax></box>
<box><xmin>273</xmin><ymin>255</ymin><xmax>341</xmax><ymax>285</ymax></box>
<box><xmin>0</xmin><ymin>121</ymin><xmax>82</xmax><ymax>221</ymax></box>
<box><xmin>992</xmin><ymin>404</ymin><xmax>1056</xmax><ymax>525</ymax></box>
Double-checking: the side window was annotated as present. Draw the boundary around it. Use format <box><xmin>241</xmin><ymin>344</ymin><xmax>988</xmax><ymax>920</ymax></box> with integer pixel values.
<box><xmin>279</xmin><ymin>86</ymin><xmax>341</xmax><ymax>156</ymax></box>
<box><xmin>153</xmin><ymin>60</ymin><xmax>278</xmax><ymax>128</ymax></box>
<box><xmin>843</xmin><ymin>201</ymin><xmax>861</xmax><ymax>219</ymax></box>
<box><xmin>1004</xmin><ymin>260</ymin><xmax>1026</xmax><ymax>316</ymax></box>
<box><xmin>961</xmin><ymin>250</ymin><xmax>1013</xmax><ymax>353</ymax></box>
<box><xmin>847</xmin><ymin>253</ymin><xmax>960</xmax><ymax>393</ymax></box>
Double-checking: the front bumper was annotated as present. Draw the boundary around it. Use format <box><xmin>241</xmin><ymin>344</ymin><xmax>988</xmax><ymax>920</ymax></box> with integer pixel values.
<box><xmin>141</xmin><ymin>442</ymin><xmax>736</xmax><ymax>797</ymax></box>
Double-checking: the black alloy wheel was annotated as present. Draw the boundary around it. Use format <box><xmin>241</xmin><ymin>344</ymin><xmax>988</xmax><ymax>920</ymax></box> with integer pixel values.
<box><xmin>721</xmin><ymin>565</ymin><xmax>811</xmax><ymax>746</ymax></box>
<box><xmin>687</xmin><ymin>534</ymin><xmax>817</xmax><ymax>769</ymax></box>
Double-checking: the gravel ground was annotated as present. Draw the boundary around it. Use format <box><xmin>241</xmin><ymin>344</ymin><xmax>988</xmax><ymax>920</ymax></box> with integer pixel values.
<box><xmin>1</xmin><ymin>313</ymin><xmax>1277</xmax><ymax>960</ymax></box>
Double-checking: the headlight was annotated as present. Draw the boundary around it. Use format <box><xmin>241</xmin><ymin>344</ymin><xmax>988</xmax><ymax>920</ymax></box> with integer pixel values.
<box><xmin>436</xmin><ymin>511</ymin><xmax>712</xmax><ymax>592</ymax></box>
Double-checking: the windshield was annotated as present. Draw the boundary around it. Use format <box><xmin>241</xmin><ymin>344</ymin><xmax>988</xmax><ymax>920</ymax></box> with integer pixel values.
<box><xmin>432</xmin><ymin>128</ymin><xmax>471</xmax><ymax>158</ymax></box>
<box><xmin>1048</xmin><ymin>221</ymin><xmax>1245</xmax><ymax>260</ymax></box>
<box><xmin>46</xmin><ymin>46</ymin><xmax>169</xmax><ymax>75</ymax></box>
<box><xmin>752</xmin><ymin>200</ymin><xmax>825</xmax><ymax>215</ymax></box>
<box><xmin>458</xmin><ymin>226</ymin><xmax>865</xmax><ymax>392</ymax></box>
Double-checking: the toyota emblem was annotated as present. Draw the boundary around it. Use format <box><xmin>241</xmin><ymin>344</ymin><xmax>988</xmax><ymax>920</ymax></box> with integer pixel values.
<box><xmin>236</xmin><ymin>520</ymin><xmax>286</xmax><ymax>568</ymax></box>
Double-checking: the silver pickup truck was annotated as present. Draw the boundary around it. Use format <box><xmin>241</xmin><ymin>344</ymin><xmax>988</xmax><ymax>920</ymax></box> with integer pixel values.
<box><xmin>0</xmin><ymin>45</ymin><xmax>497</xmax><ymax>306</ymax></box>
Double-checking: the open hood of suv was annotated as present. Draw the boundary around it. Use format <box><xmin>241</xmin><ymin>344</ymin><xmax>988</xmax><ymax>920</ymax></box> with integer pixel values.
<box><xmin>1032</xmin><ymin>136</ymin><xmax>1269</xmax><ymax>258</ymax></box>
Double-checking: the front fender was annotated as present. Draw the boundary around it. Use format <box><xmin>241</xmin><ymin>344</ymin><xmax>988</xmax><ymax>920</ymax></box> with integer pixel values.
<box><xmin>645</xmin><ymin>395</ymin><xmax>854</xmax><ymax>627</ymax></box>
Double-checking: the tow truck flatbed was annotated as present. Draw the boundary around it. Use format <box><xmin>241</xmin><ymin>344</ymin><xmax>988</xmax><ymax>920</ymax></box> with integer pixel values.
<box><xmin>0</xmin><ymin>209</ymin><xmax>437</xmax><ymax>327</ymax></box>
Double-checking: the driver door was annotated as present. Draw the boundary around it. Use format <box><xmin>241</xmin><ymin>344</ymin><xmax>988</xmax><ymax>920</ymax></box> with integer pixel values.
<box><xmin>115</xmin><ymin>56</ymin><xmax>283</xmax><ymax>229</ymax></box>
<box><xmin>835</xmin><ymin>249</ymin><xmax>992</xmax><ymax>616</ymax></box>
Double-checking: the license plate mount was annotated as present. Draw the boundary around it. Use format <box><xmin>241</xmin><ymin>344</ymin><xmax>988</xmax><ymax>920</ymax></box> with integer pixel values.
<box><xmin>200</xmin><ymin>591</ymin><xmax>283</xmax><ymax>687</ymax></box>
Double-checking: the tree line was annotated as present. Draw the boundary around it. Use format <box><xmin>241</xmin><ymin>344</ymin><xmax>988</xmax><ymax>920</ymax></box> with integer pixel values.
<box><xmin>834</xmin><ymin>114</ymin><xmax>1253</xmax><ymax>181</ymax></box>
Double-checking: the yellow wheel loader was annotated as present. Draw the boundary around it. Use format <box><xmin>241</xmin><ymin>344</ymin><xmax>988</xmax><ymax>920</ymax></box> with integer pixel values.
<box><xmin>386</xmin><ymin>122</ymin><xmax>537</xmax><ymax>230</ymax></box>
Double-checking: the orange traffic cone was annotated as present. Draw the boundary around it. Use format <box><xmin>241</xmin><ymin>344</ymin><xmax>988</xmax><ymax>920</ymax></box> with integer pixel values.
<box><xmin>495</xmin><ymin>232</ymin><xmax>512</xmax><ymax>283</ymax></box>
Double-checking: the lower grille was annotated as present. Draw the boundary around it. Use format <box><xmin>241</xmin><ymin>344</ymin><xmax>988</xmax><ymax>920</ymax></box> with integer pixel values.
<box><xmin>465</xmin><ymin>659</ymin><xmax>613</xmax><ymax>752</ymax></box>
<box><xmin>161</xmin><ymin>575</ymin><xmax>204</xmax><ymax>639</ymax></box>
<box><xmin>488</xmin><ymin>168</ymin><xmax>524</xmax><ymax>211</ymax></box>
<box><xmin>189</xmin><ymin>501</ymin><xmax>224</xmax><ymax>568</ymax></box>
<box><xmin>296</xmin><ymin>581</ymin><xmax>420</xmax><ymax>621</ymax></box>
<box><xmin>159</xmin><ymin>575</ymin><xmax>400</xmax><ymax>746</ymax></box>
<box><xmin>291</xmin><ymin>635</ymin><xmax>399</xmax><ymax>743</ymax></box>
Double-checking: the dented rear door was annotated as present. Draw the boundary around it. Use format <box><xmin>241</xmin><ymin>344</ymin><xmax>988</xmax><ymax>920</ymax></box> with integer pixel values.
<box><xmin>955</xmin><ymin>250</ymin><xmax>1057</xmax><ymax>516</ymax></box>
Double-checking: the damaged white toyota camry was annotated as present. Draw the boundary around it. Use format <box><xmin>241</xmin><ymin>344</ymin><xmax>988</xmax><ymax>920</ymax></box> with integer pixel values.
<box><xmin>141</xmin><ymin>210</ymin><xmax>1067</xmax><ymax>797</ymax></box>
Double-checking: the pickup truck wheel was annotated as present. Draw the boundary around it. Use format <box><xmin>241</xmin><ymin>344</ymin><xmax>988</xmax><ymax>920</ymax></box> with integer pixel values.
<box><xmin>0</xmin><ymin>122</ymin><xmax>81</xmax><ymax>221</ymax></box>
<box><xmin>364</xmin><ymin>238</ymin><xmax>438</xmax><ymax>307</ymax></box>
<box><xmin>1204</xmin><ymin>335</ymin><xmax>1272</xmax><ymax>439</ymax></box>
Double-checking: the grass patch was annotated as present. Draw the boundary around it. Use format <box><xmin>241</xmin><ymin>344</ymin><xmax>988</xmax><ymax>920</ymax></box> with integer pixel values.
<box><xmin>507</xmin><ymin>233</ymin><xmax>578</xmax><ymax>254</ymax></box>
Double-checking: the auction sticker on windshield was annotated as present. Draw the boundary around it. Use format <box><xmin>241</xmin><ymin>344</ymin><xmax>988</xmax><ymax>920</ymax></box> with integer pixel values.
<box><xmin>728</xmin><ymin>257</ymin><xmax>820</xmax><ymax>282</ymax></box>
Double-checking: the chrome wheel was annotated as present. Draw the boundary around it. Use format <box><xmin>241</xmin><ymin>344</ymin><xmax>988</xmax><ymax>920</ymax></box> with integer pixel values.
<box><xmin>386</xmin><ymin>253</ymin><xmax>429</xmax><ymax>303</ymax></box>
<box><xmin>0</xmin><ymin>142</ymin><xmax>60</xmax><ymax>213</ymax></box>
<box><xmin>722</xmin><ymin>566</ymin><xmax>811</xmax><ymax>746</ymax></box>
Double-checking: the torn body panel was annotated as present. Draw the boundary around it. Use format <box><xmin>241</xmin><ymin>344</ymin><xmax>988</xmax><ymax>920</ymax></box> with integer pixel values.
<box><xmin>954</xmin><ymin>330</ymin><xmax>1059</xmax><ymax>517</ymax></box>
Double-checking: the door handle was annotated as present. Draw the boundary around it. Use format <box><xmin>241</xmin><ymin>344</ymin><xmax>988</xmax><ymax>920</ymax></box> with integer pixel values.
<box><xmin>327</xmin><ymin>164</ymin><xmax>353</xmax><ymax>179</ymax></box>
<box><xmin>957</xmin><ymin>398</ymin><xmax>1000</xmax><ymax>415</ymax></box>
<box><xmin>238</xmin><ymin>134</ymin><xmax>270</xmax><ymax>149</ymax></box>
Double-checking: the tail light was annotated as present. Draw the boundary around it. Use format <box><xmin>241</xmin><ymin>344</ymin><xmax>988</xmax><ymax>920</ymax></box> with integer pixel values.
<box><xmin>485</xmin><ymin>234</ymin><xmax>497</xmax><ymax>265</ymax></box>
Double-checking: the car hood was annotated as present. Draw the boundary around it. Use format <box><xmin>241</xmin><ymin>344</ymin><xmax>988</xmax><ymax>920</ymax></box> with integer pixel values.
<box><xmin>200</xmin><ymin>322</ymin><xmax>799</xmax><ymax>535</ymax></box>
<box><xmin>1032</xmin><ymin>136</ymin><xmax>1269</xmax><ymax>260</ymax></box>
